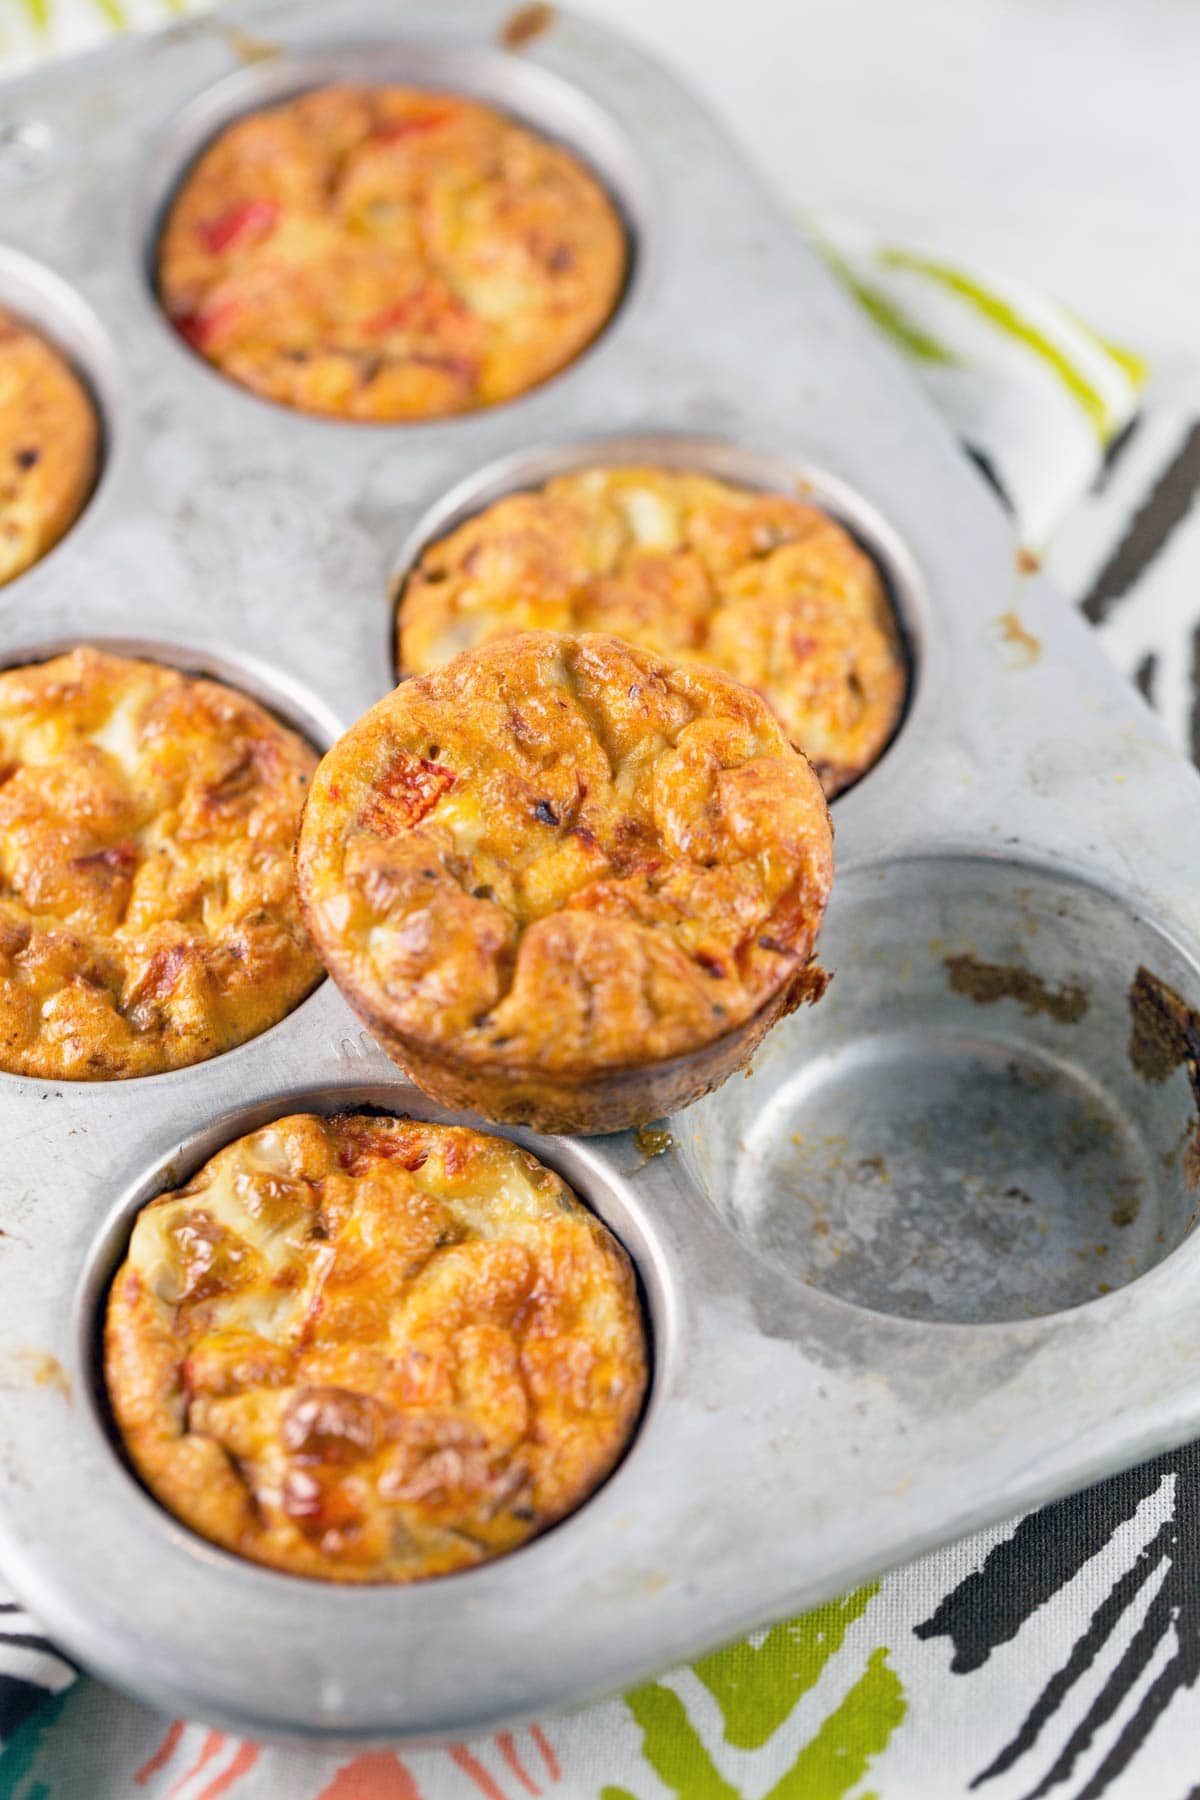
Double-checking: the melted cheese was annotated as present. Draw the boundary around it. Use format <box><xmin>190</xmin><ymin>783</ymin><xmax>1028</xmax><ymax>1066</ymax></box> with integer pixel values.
<box><xmin>104</xmin><ymin>1113</ymin><xmax>647</xmax><ymax>1584</ymax></box>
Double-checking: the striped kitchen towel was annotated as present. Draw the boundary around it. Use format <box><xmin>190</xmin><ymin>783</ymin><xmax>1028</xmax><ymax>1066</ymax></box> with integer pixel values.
<box><xmin>0</xmin><ymin>1598</ymin><xmax>73</xmax><ymax>1747</ymax></box>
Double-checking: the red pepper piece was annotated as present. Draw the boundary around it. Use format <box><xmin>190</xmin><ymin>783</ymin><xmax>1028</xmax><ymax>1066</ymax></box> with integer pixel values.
<box><xmin>196</xmin><ymin>198</ymin><xmax>281</xmax><ymax>255</ymax></box>
<box><xmin>174</xmin><ymin>298</ymin><xmax>241</xmax><ymax>352</ymax></box>
<box><xmin>373</xmin><ymin>105</ymin><xmax>455</xmax><ymax>143</ymax></box>
<box><xmin>358</xmin><ymin>752</ymin><xmax>458</xmax><ymax>837</ymax></box>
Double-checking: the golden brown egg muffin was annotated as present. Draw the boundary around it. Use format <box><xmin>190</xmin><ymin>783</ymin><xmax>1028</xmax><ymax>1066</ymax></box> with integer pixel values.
<box><xmin>156</xmin><ymin>84</ymin><xmax>626</xmax><ymax>421</ymax></box>
<box><xmin>397</xmin><ymin>466</ymin><xmax>907</xmax><ymax>796</ymax></box>
<box><xmin>0</xmin><ymin>648</ymin><xmax>321</xmax><ymax>1079</ymax></box>
<box><xmin>0</xmin><ymin>308</ymin><xmax>98</xmax><ymax>587</ymax></box>
<box><xmin>297</xmin><ymin>631</ymin><xmax>833</xmax><ymax>1134</ymax></box>
<box><xmin>105</xmin><ymin>1111</ymin><xmax>647</xmax><ymax>1582</ymax></box>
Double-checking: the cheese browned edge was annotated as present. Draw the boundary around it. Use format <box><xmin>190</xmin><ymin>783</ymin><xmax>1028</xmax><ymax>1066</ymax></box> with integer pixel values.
<box><xmin>105</xmin><ymin>1112</ymin><xmax>648</xmax><ymax>1582</ymax></box>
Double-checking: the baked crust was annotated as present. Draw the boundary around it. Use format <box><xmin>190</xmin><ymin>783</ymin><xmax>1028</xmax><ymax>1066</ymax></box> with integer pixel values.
<box><xmin>157</xmin><ymin>84</ymin><xmax>626</xmax><ymax>421</ymax></box>
<box><xmin>0</xmin><ymin>648</ymin><xmax>321</xmax><ymax>1079</ymax></box>
<box><xmin>0</xmin><ymin>308</ymin><xmax>98</xmax><ymax>587</ymax></box>
<box><xmin>397</xmin><ymin>466</ymin><xmax>906</xmax><ymax>795</ymax></box>
<box><xmin>105</xmin><ymin>1112</ymin><xmax>648</xmax><ymax>1582</ymax></box>
<box><xmin>297</xmin><ymin>631</ymin><xmax>833</xmax><ymax>1132</ymax></box>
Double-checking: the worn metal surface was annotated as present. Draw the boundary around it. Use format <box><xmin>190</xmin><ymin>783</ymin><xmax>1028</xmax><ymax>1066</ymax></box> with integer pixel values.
<box><xmin>1</xmin><ymin>0</ymin><xmax>1200</xmax><ymax>1747</ymax></box>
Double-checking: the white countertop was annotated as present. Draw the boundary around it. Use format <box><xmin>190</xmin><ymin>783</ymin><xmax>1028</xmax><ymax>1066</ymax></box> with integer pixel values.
<box><xmin>579</xmin><ymin>0</ymin><xmax>1193</xmax><ymax>372</ymax></box>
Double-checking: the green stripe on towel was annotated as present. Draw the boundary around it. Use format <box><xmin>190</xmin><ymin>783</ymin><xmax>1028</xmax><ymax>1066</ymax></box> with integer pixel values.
<box><xmin>879</xmin><ymin>247</ymin><xmax>1117</xmax><ymax>439</ymax></box>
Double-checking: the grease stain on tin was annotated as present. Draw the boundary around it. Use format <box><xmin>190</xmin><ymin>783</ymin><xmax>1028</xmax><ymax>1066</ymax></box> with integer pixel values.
<box><xmin>944</xmin><ymin>953</ymin><xmax>1089</xmax><ymax>1024</ymax></box>
<box><xmin>0</xmin><ymin>1350</ymin><xmax>70</xmax><ymax>1399</ymax></box>
<box><xmin>1129</xmin><ymin>965</ymin><xmax>1200</xmax><ymax>1084</ymax></box>
<box><xmin>500</xmin><ymin>2</ymin><xmax>557</xmax><ymax>48</ymax></box>
<box><xmin>995</xmin><ymin>608</ymin><xmax>1042</xmax><ymax>668</ymax></box>
<box><xmin>633</xmin><ymin>1123</ymin><xmax>674</xmax><ymax>1162</ymax></box>
<box><xmin>1129</xmin><ymin>965</ymin><xmax>1200</xmax><ymax>1195</ymax></box>
<box><xmin>202</xmin><ymin>18</ymin><xmax>280</xmax><ymax>62</ymax></box>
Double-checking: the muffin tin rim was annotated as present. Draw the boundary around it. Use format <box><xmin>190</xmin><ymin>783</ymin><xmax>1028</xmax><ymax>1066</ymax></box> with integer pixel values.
<box><xmin>1</xmin><ymin>0</ymin><xmax>1200</xmax><ymax>1743</ymax></box>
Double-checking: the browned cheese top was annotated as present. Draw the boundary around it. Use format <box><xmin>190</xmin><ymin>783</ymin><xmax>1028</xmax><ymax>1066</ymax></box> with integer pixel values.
<box><xmin>0</xmin><ymin>308</ymin><xmax>98</xmax><ymax>587</ymax></box>
<box><xmin>157</xmin><ymin>84</ymin><xmax>626</xmax><ymax>420</ymax></box>
<box><xmin>298</xmin><ymin>631</ymin><xmax>834</xmax><ymax>1079</ymax></box>
<box><xmin>0</xmin><ymin>648</ymin><xmax>321</xmax><ymax>1079</ymax></box>
<box><xmin>105</xmin><ymin>1112</ymin><xmax>648</xmax><ymax>1582</ymax></box>
<box><xmin>397</xmin><ymin>466</ymin><xmax>906</xmax><ymax>795</ymax></box>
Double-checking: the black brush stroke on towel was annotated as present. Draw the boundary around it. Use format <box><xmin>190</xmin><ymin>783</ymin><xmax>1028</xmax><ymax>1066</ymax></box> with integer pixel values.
<box><xmin>965</xmin><ymin>443</ymin><xmax>1014</xmax><ymax>513</ymax></box>
<box><xmin>0</xmin><ymin>1672</ymin><xmax>61</xmax><ymax>1741</ymax></box>
<box><xmin>1081</xmin><ymin>422</ymin><xmax>1200</xmax><ymax>623</ymax></box>
<box><xmin>1091</xmin><ymin>412</ymin><xmax>1143</xmax><ymax>496</ymax></box>
<box><xmin>917</xmin><ymin>1445</ymin><xmax>1200</xmax><ymax>1800</ymax></box>
<box><xmin>915</xmin><ymin>1458</ymin><xmax>1167</xmax><ymax>1673</ymax></box>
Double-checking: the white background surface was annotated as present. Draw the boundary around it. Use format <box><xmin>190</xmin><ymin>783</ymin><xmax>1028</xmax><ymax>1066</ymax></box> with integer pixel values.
<box><xmin>577</xmin><ymin>0</ymin><xmax>1192</xmax><ymax>374</ymax></box>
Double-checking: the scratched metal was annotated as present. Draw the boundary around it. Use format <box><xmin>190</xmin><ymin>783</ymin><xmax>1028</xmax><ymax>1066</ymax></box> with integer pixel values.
<box><xmin>1</xmin><ymin>0</ymin><xmax>1200</xmax><ymax>1748</ymax></box>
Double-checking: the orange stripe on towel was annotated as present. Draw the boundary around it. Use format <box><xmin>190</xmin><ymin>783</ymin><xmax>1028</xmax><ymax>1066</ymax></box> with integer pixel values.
<box><xmin>135</xmin><ymin>1720</ymin><xmax>185</xmax><ymax>1786</ymax></box>
<box><xmin>448</xmin><ymin>1744</ymin><xmax>507</xmax><ymax>1800</ymax></box>
<box><xmin>496</xmin><ymin>1733</ymin><xmax>540</xmax><ymax>1795</ymax></box>
<box><xmin>530</xmin><ymin>1727</ymin><xmax>561</xmax><ymax>1783</ymax></box>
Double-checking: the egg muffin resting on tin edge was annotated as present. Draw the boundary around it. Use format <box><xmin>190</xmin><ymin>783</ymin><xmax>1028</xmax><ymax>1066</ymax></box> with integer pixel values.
<box><xmin>297</xmin><ymin>631</ymin><xmax>834</xmax><ymax>1135</ymax></box>
<box><xmin>0</xmin><ymin>648</ymin><xmax>322</xmax><ymax>1080</ymax></box>
<box><xmin>397</xmin><ymin>466</ymin><xmax>907</xmax><ymax>797</ymax></box>
<box><xmin>157</xmin><ymin>84</ymin><xmax>627</xmax><ymax>421</ymax></box>
<box><xmin>0</xmin><ymin>308</ymin><xmax>99</xmax><ymax>588</ymax></box>
<box><xmin>105</xmin><ymin>1112</ymin><xmax>648</xmax><ymax>1583</ymax></box>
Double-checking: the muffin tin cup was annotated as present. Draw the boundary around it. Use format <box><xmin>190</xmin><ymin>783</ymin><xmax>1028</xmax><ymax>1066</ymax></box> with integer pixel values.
<box><xmin>3</xmin><ymin>0</ymin><xmax>1200</xmax><ymax>1745</ymax></box>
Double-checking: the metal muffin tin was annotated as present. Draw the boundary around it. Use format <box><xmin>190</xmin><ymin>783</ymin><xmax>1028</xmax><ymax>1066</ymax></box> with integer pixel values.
<box><xmin>2</xmin><ymin>0</ymin><xmax>1200</xmax><ymax>1747</ymax></box>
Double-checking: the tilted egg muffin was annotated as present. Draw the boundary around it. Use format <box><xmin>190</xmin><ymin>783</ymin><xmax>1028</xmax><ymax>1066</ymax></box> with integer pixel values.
<box><xmin>297</xmin><ymin>631</ymin><xmax>833</xmax><ymax>1134</ymax></box>
<box><xmin>105</xmin><ymin>1112</ymin><xmax>648</xmax><ymax>1582</ymax></box>
<box><xmin>157</xmin><ymin>84</ymin><xmax>626</xmax><ymax>420</ymax></box>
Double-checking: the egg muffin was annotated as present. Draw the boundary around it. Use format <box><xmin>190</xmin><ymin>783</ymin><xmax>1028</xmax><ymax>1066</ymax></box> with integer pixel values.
<box><xmin>0</xmin><ymin>648</ymin><xmax>321</xmax><ymax>1079</ymax></box>
<box><xmin>297</xmin><ymin>631</ymin><xmax>833</xmax><ymax>1134</ymax></box>
<box><xmin>105</xmin><ymin>1112</ymin><xmax>647</xmax><ymax>1582</ymax></box>
<box><xmin>397</xmin><ymin>466</ymin><xmax>906</xmax><ymax>796</ymax></box>
<box><xmin>0</xmin><ymin>308</ymin><xmax>98</xmax><ymax>587</ymax></box>
<box><xmin>157</xmin><ymin>84</ymin><xmax>626</xmax><ymax>421</ymax></box>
